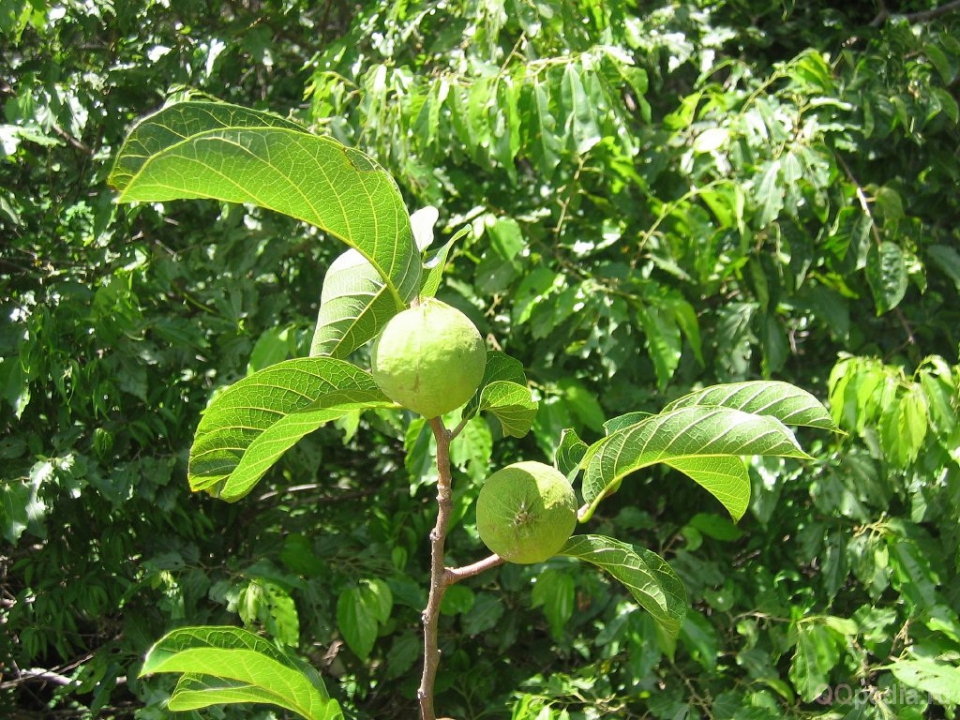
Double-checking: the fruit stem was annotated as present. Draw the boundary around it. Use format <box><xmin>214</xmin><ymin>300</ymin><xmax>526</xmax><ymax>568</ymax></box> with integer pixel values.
<box><xmin>418</xmin><ymin>416</ymin><xmax>454</xmax><ymax>720</ymax></box>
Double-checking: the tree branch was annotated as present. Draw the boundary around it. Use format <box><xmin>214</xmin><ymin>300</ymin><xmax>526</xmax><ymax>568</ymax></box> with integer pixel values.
<box><xmin>446</xmin><ymin>553</ymin><xmax>504</xmax><ymax>583</ymax></box>
<box><xmin>870</xmin><ymin>0</ymin><xmax>960</xmax><ymax>27</ymax></box>
<box><xmin>418</xmin><ymin>417</ymin><xmax>454</xmax><ymax>720</ymax></box>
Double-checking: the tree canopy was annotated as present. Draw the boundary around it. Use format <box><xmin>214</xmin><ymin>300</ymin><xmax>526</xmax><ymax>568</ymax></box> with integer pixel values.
<box><xmin>2</xmin><ymin>0</ymin><xmax>959</xmax><ymax>718</ymax></box>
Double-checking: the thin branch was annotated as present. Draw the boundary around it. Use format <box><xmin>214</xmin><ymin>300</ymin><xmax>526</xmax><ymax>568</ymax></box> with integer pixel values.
<box><xmin>0</xmin><ymin>667</ymin><xmax>79</xmax><ymax>689</ymax></box>
<box><xmin>870</xmin><ymin>0</ymin><xmax>960</xmax><ymax>26</ymax></box>
<box><xmin>445</xmin><ymin>554</ymin><xmax>504</xmax><ymax>583</ymax></box>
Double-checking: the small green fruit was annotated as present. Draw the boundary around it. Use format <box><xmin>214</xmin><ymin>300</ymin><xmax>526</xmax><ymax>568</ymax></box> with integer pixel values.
<box><xmin>371</xmin><ymin>298</ymin><xmax>486</xmax><ymax>418</ymax></box>
<box><xmin>476</xmin><ymin>461</ymin><xmax>578</xmax><ymax>564</ymax></box>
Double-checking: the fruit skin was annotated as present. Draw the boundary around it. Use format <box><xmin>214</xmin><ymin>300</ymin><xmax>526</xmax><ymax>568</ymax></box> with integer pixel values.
<box><xmin>476</xmin><ymin>461</ymin><xmax>578</xmax><ymax>564</ymax></box>
<box><xmin>371</xmin><ymin>298</ymin><xmax>487</xmax><ymax>419</ymax></box>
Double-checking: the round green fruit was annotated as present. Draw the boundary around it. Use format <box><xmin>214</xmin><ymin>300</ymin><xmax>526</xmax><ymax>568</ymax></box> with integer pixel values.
<box><xmin>476</xmin><ymin>461</ymin><xmax>578</xmax><ymax>564</ymax></box>
<box><xmin>371</xmin><ymin>298</ymin><xmax>487</xmax><ymax>419</ymax></box>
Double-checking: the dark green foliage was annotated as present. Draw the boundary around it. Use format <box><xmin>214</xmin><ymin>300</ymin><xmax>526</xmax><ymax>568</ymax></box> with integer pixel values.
<box><xmin>3</xmin><ymin>0</ymin><xmax>959</xmax><ymax>718</ymax></box>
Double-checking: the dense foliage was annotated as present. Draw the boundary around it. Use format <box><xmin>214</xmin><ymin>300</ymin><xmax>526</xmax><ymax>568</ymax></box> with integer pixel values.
<box><xmin>2</xmin><ymin>0</ymin><xmax>958</xmax><ymax>718</ymax></box>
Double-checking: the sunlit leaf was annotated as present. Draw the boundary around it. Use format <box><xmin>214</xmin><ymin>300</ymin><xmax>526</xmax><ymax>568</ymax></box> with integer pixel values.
<box><xmin>141</xmin><ymin>626</ymin><xmax>342</xmax><ymax>720</ymax></box>
<box><xmin>581</xmin><ymin>407</ymin><xmax>810</xmax><ymax>521</ymax></box>
<box><xmin>555</xmin><ymin>428</ymin><xmax>588</xmax><ymax>477</ymax></box>
<box><xmin>889</xmin><ymin>658</ymin><xmax>960</xmax><ymax>705</ymax></box>
<box><xmin>478</xmin><ymin>381</ymin><xmax>538</xmax><ymax>438</ymax></box>
<box><xmin>463</xmin><ymin>351</ymin><xmax>527</xmax><ymax>417</ymax></box>
<box><xmin>310</xmin><ymin>249</ymin><xmax>396</xmax><ymax>359</ymax></box>
<box><xmin>109</xmin><ymin>101</ymin><xmax>420</xmax><ymax>305</ymax></box>
<box><xmin>664</xmin><ymin>380</ymin><xmax>835</xmax><ymax>429</ymax></box>
<box><xmin>560</xmin><ymin>534</ymin><xmax>686</xmax><ymax>638</ymax></box>
<box><xmin>638</xmin><ymin>303</ymin><xmax>682</xmax><ymax>390</ymax></box>
<box><xmin>531</xmin><ymin>568</ymin><xmax>575</xmax><ymax>640</ymax></box>
<box><xmin>189</xmin><ymin>358</ymin><xmax>393</xmax><ymax>501</ymax></box>
<box><xmin>420</xmin><ymin>226</ymin><xmax>469</xmax><ymax>298</ymax></box>
<box><xmin>866</xmin><ymin>241</ymin><xmax>907</xmax><ymax>315</ymax></box>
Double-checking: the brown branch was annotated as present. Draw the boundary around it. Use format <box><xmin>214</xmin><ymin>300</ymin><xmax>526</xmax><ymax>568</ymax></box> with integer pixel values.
<box><xmin>418</xmin><ymin>417</ymin><xmax>454</xmax><ymax>720</ymax></box>
<box><xmin>870</xmin><ymin>0</ymin><xmax>960</xmax><ymax>26</ymax></box>
<box><xmin>445</xmin><ymin>554</ymin><xmax>504</xmax><ymax>583</ymax></box>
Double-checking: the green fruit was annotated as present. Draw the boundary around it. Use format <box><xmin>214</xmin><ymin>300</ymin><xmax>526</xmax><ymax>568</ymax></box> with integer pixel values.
<box><xmin>371</xmin><ymin>298</ymin><xmax>486</xmax><ymax>418</ymax></box>
<box><xmin>476</xmin><ymin>461</ymin><xmax>578</xmax><ymax>564</ymax></box>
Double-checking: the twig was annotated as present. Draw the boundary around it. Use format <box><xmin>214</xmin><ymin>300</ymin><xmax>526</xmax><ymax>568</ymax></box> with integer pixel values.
<box><xmin>870</xmin><ymin>0</ymin><xmax>960</xmax><ymax>26</ymax></box>
<box><xmin>445</xmin><ymin>553</ymin><xmax>504</xmax><ymax>583</ymax></box>
<box><xmin>0</xmin><ymin>667</ymin><xmax>79</xmax><ymax>689</ymax></box>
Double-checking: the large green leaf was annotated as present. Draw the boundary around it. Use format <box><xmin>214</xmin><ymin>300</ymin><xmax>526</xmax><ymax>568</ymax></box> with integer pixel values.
<box><xmin>663</xmin><ymin>381</ymin><xmax>836</xmax><ymax>430</ymax></box>
<box><xmin>141</xmin><ymin>626</ymin><xmax>342</xmax><ymax>720</ymax></box>
<box><xmin>189</xmin><ymin>357</ymin><xmax>394</xmax><ymax>501</ymax></box>
<box><xmin>310</xmin><ymin>249</ymin><xmax>396</xmax><ymax>359</ymax></box>
<box><xmin>109</xmin><ymin>101</ymin><xmax>420</xmax><ymax>305</ymax></box>
<box><xmin>888</xmin><ymin>658</ymin><xmax>960</xmax><ymax>705</ymax></box>
<box><xmin>560</xmin><ymin>534</ymin><xmax>686</xmax><ymax>638</ymax></box>
<box><xmin>580</xmin><ymin>407</ymin><xmax>811</xmax><ymax>522</ymax></box>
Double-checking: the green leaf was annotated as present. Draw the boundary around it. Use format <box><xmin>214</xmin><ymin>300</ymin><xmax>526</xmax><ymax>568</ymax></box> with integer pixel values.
<box><xmin>336</xmin><ymin>585</ymin><xmax>380</xmax><ymax>660</ymax></box>
<box><xmin>557</xmin><ymin>378</ymin><xmax>605</xmax><ymax>432</ymax></box>
<box><xmin>638</xmin><ymin>303</ymin><xmax>682</xmax><ymax>390</ymax></box>
<box><xmin>789</xmin><ymin>621</ymin><xmax>841</xmax><ymax>702</ymax></box>
<box><xmin>478</xmin><ymin>381</ymin><xmax>538</xmax><ymax>438</ymax></box>
<box><xmin>889</xmin><ymin>536</ymin><xmax>939</xmax><ymax>610</ymax></box>
<box><xmin>664</xmin><ymin>380</ymin><xmax>836</xmax><ymax>430</ymax></box>
<box><xmin>0</xmin><ymin>355</ymin><xmax>30</xmax><ymax>419</ymax></box>
<box><xmin>928</xmin><ymin>244</ymin><xmax>960</xmax><ymax>293</ymax></box>
<box><xmin>880</xmin><ymin>385</ymin><xmax>928</xmax><ymax>466</ymax></box>
<box><xmin>755</xmin><ymin>159</ymin><xmax>783</xmax><ymax>227</ymax></box>
<box><xmin>1</xmin><ymin>480</ymin><xmax>31</xmax><ymax>544</ymax></box>
<box><xmin>866</xmin><ymin>241</ymin><xmax>908</xmax><ymax>315</ymax></box>
<box><xmin>249</xmin><ymin>325</ymin><xmax>298</xmax><ymax>373</ymax></box>
<box><xmin>420</xmin><ymin>226</ymin><xmax>469</xmax><ymax>298</ymax></box>
<box><xmin>555</xmin><ymin>428</ymin><xmax>588</xmax><ymax>477</ymax></box>
<box><xmin>464</xmin><ymin>351</ymin><xmax>528</xmax><ymax>419</ymax></box>
<box><xmin>189</xmin><ymin>358</ymin><xmax>394</xmax><ymax>501</ymax></box>
<box><xmin>440</xmin><ymin>584</ymin><xmax>475</xmax><ymax>616</ymax></box>
<box><xmin>679</xmin><ymin>610</ymin><xmax>718</xmax><ymax>672</ymax></box>
<box><xmin>109</xmin><ymin>101</ymin><xmax>420</xmax><ymax>306</ymax></box>
<box><xmin>524</xmin><ymin>79</ymin><xmax>562</xmax><ymax>173</ymax></box>
<box><xmin>239</xmin><ymin>580</ymin><xmax>301</xmax><ymax>647</ymax></box>
<box><xmin>692</xmin><ymin>127</ymin><xmax>729</xmax><ymax>154</ymax></box>
<box><xmin>889</xmin><ymin>659</ymin><xmax>960</xmax><ymax>705</ymax></box>
<box><xmin>310</xmin><ymin>249</ymin><xmax>397</xmax><ymax>359</ymax></box>
<box><xmin>560</xmin><ymin>62</ymin><xmax>601</xmax><ymax>154</ymax></box>
<box><xmin>531</xmin><ymin>569</ymin><xmax>575</xmax><ymax>640</ymax></box>
<box><xmin>560</xmin><ymin>534</ymin><xmax>686</xmax><ymax>638</ymax></box>
<box><xmin>140</xmin><ymin>626</ymin><xmax>342</xmax><ymax>720</ymax></box>
<box><xmin>687</xmin><ymin>512</ymin><xmax>744</xmax><ymax>542</ymax></box>
<box><xmin>581</xmin><ymin>406</ymin><xmax>811</xmax><ymax>522</ymax></box>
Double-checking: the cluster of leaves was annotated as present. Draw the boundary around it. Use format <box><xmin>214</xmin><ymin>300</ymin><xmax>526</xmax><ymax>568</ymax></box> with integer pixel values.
<box><xmin>299</xmin><ymin>0</ymin><xmax>960</xmax><ymax>717</ymax></box>
<box><xmin>2</xmin><ymin>0</ymin><xmax>959</xmax><ymax>718</ymax></box>
<box><xmin>0</xmin><ymin>0</ymin><xmax>366</xmax><ymax>716</ymax></box>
